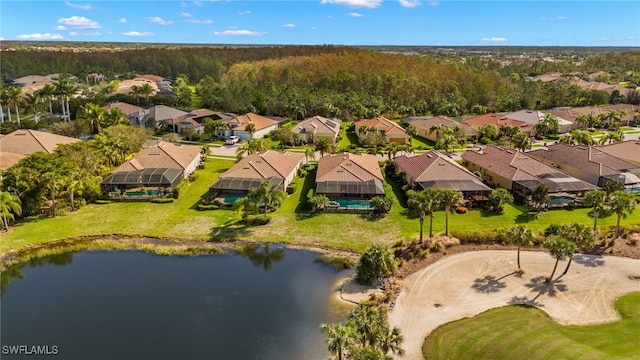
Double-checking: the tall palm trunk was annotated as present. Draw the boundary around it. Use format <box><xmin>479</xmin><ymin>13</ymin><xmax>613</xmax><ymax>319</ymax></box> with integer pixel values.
<box><xmin>48</xmin><ymin>98</ymin><xmax>53</xmax><ymax>115</ymax></box>
<box><xmin>517</xmin><ymin>246</ymin><xmax>521</xmax><ymax>269</ymax></box>
<box><xmin>60</xmin><ymin>96</ymin><xmax>66</xmax><ymax>121</ymax></box>
<box><xmin>419</xmin><ymin>213</ymin><xmax>424</xmax><ymax>242</ymax></box>
<box><xmin>548</xmin><ymin>259</ymin><xmax>560</xmax><ymax>283</ymax></box>
<box><xmin>445</xmin><ymin>205</ymin><xmax>450</xmax><ymax>236</ymax></box>
<box><xmin>429</xmin><ymin>213</ymin><xmax>434</xmax><ymax>237</ymax></box>
<box><xmin>7</xmin><ymin>107</ymin><xmax>12</xmax><ymax>122</ymax></box>
<box><xmin>65</xmin><ymin>96</ymin><xmax>71</xmax><ymax>121</ymax></box>
<box><xmin>0</xmin><ymin>103</ymin><xmax>4</xmax><ymax>122</ymax></box>
<box><xmin>2</xmin><ymin>215</ymin><xmax>8</xmax><ymax>231</ymax></box>
<box><xmin>14</xmin><ymin>105</ymin><xmax>20</xmax><ymax>124</ymax></box>
<box><xmin>562</xmin><ymin>255</ymin><xmax>573</xmax><ymax>275</ymax></box>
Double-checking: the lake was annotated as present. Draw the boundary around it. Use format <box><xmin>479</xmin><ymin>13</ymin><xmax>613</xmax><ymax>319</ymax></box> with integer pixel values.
<box><xmin>1</xmin><ymin>245</ymin><xmax>354</xmax><ymax>359</ymax></box>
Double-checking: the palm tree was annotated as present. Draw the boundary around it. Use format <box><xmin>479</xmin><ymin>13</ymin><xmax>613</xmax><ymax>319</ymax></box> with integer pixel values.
<box><xmin>435</xmin><ymin>134</ymin><xmax>459</xmax><ymax>154</ymax></box>
<box><xmin>248</xmin><ymin>180</ymin><xmax>286</xmax><ymax>214</ymax></box>
<box><xmin>24</xmin><ymin>92</ymin><xmax>43</xmax><ymax>123</ymax></box>
<box><xmin>575</xmin><ymin>113</ymin><xmax>598</xmax><ymax>130</ymax></box>
<box><xmin>440</xmin><ymin>189</ymin><xmax>463</xmax><ymax>236</ymax></box>
<box><xmin>511</xmin><ymin>132</ymin><xmax>531</xmax><ymax>152</ymax></box>
<box><xmin>0</xmin><ymin>191</ymin><xmax>22</xmax><ymax>231</ymax></box>
<box><xmin>304</xmin><ymin>147</ymin><xmax>316</xmax><ymax>162</ymax></box>
<box><xmin>236</xmin><ymin>138</ymin><xmax>269</xmax><ymax>159</ymax></box>
<box><xmin>582</xmin><ymin>189</ymin><xmax>607</xmax><ymax>237</ymax></box>
<box><xmin>6</xmin><ymin>86</ymin><xmax>23</xmax><ymax>124</ymax></box>
<box><xmin>385</xmin><ymin>142</ymin><xmax>400</xmax><ymax>160</ymax></box>
<box><xmin>405</xmin><ymin>124</ymin><xmax>418</xmax><ymax>144</ymax></box>
<box><xmin>599</xmin><ymin>131</ymin><xmax>624</xmax><ymax>145</ymax></box>
<box><xmin>321</xmin><ymin>323</ymin><xmax>356</xmax><ymax>360</ymax></box>
<box><xmin>407</xmin><ymin>188</ymin><xmax>442</xmax><ymax>241</ymax></box>
<box><xmin>139</xmin><ymin>83</ymin><xmax>154</xmax><ymax>104</ymax></box>
<box><xmin>129</xmin><ymin>85</ymin><xmax>142</xmax><ymax>105</ymax></box>
<box><xmin>543</xmin><ymin>237</ymin><xmax>576</xmax><ymax>283</ymax></box>
<box><xmin>314</xmin><ymin>138</ymin><xmax>334</xmax><ymax>158</ymax></box>
<box><xmin>558</xmin><ymin>223</ymin><xmax>595</xmax><ymax>276</ymax></box>
<box><xmin>478</xmin><ymin>124</ymin><xmax>498</xmax><ymax>142</ymax></box>
<box><xmin>245</xmin><ymin>123</ymin><xmax>256</xmax><ymax>139</ymax></box>
<box><xmin>608</xmin><ymin>190</ymin><xmax>637</xmax><ymax>239</ymax></box>
<box><xmin>79</xmin><ymin>102</ymin><xmax>106</xmax><ymax>134</ymax></box>
<box><xmin>54</xmin><ymin>75</ymin><xmax>76</xmax><ymax>121</ymax></box>
<box><xmin>377</xmin><ymin>325</ymin><xmax>404</xmax><ymax>356</ymax></box>
<box><xmin>428</xmin><ymin>124</ymin><xmax>446</xmax><ymax>141</ymax></box>
<box><xmin>104</xmin><ymin>108</ymin><xmax>130</xmax><ymax>127</ymax></box>
<box><xmin>349</xmin><ymin>304</ymin><xmax>385</xmax><ymax>348</ymax></box>
<box><xmin>570</xmin><ymin>130</ymin><xmax>594</xmax><ymax>146</ymax></box>
<box><xmin>356</xmin><ymin>244</ymin><xmax>397</xmax><ymax>285</ymax></box>
<box><xmin>506</xmin><ymin>225</ymin><xmax>535</xmax><ymax>270</ymax></box>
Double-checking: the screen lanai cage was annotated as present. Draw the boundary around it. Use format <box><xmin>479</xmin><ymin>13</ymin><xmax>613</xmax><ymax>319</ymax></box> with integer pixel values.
<box><xmin>315</xmin><ymin>179</ymin><xmax>385</xmax><ymax>199</ymax></box>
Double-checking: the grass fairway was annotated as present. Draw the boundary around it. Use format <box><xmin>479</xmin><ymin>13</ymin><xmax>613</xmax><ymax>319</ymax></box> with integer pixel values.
<box><xmin>422</xmin><ymin>291</ymin><xmax>640</xmax><ymax>360</ymax></box>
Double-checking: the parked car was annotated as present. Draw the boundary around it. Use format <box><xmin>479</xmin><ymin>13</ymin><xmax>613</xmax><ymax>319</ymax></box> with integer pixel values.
<box><xmin>226</xmin><ymin>136</ymin><xmax>240</xmax><ymax>145</ymax></box>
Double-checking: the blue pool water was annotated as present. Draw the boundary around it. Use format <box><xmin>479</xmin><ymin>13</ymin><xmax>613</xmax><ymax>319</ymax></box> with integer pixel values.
<box><xmin>626</xmin><ymin>188</ymin><xmax>640</xmax><ymax>194</ymax></box>
<box><xmin>224</xmin><ymin>195</ymin><xmax>243</xmax><ymax>204</ymax></box>
<box><xmin>547</xmin><ymin>197</ymin><xmax>574</xmax><ymax>205</ymax></box>
<box><xmin>334</xmin><ymin>199</ymin><xmax>374</xmax><ymax>209</ymax></box>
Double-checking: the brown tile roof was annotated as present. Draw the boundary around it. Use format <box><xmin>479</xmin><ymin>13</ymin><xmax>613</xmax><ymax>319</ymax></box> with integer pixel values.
<box><xmin>355</xmin><ymin>117</ymin><xmax>407</xmax><ymax>136</ymax></box>
<box><xmin>114</xmin><ymin>141</ymin><xmax>201</xmax><ymax>172</ymax></box>
<box><xmin>316</xmin><ymin>152</ymin><xmax>383</xmax><ymax>183</ymax></box>
<box><xmin>395</xmin><ymin>150</ymin><xmax>486</xmax><ymax>183</ymax></box>
<box><xmin>0</xmin><ymin>129</ymin><xmax>80</xmax><ymax>156</ymax></box>
<box><xmin>138</xmin><ymin>74</ymin><xmax>165</xmax><ymax>82</ymax></box>
<box><xmin>229</xmin><ymin>113</ymin><xmax>279</xmax><ymax>131</ymax></box>
<box><xmin>528</xmin><ymin>143</ymin><xmax>638</xmax><ymax>177</ymax></box>
<box><xmin>550</xmin><ymin>105</ymin><xmax>638</xmax><ymax>124</ymax></box>
<box><xmin>462</xmin><ymin>113</ymin><xmax>534</xmax><ymax>133</ymax></box>
<box><xmin>596</xmin><ymin>140</ymin><xmax>640</xmax><ymax>166</ymax></box>
<box><xmin>403</xmin><ymin>116</ymin><xmax>478</xmax><ymax>136</ymax></box>
<box><xmin>147</xmin><ymin>105</ymin><xmax>189</xmax><ymax>122</ymax></box>
<box><xmin>0</xmin><ymin>152</ymin><xmax>27</xmax><ymax>170</ymax></box>
<box><xmin>293</xmin><ymin>116</ymin><xmax>341</xmax><ymax>137</ymax></box>
<box><xmin>103</xmin><ymin>101</ymin><xmax>145</xmax><ymax>115</ymax></box>
<box><xmin>220</xmin><ymin>150</ymin><xmax>304</xmax><ymax>181</ymax></box>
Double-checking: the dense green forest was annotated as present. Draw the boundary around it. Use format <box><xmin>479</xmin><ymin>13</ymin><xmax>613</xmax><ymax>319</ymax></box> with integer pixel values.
<box><xmin>1</xmin><ymin>44</ymin><xmax>639</xmax><ymax>119</ymax></box>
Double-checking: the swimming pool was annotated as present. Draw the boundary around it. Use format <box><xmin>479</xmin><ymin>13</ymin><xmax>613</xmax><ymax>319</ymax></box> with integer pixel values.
<box><xmin>334</xmin><ymin>199</ymin><xmax>374</xmax><ymax>209</ymax></box>
<box><xmin>547</xmin><ymin>197</ymin><xmax>574</xmax><ymax>205</ymax></box>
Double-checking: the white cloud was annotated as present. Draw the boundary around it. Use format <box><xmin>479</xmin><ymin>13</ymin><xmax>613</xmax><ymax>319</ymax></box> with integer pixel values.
<box><xmin>542</xmin><ymin>16</ymin><xmax>566</xmax><ymax>21</ymax></box>
<box><xmin>428</xmin><ymin>0</ymin><xmax>438</xmax><ymax>5</ymax></box>
<box><xmin>122</xmin><ymin>31</ymin><xmax>155</xmax><ymax>37</ymax></box>
<box><xmin>399</xmin><ymin>0</ymin><xmax>421</xmax><ymax>8</ymax></box>
<box><xmin>212</xmin><ymin>29</ymin><xmax>266</xmax><ymax>36</ymax></box>
<box><xmin>185</xmin><ymin>19</ymin><xmax>213</xmax><ymax>24</ymax></box>
<box><xmin>349</xmin><ymin>12</ymin><xmax>364</xmax><ymax>17</ymax></box>
<box><xmin>282</xmin><ymin>23</ymin><xmax>296</xmax><ymax>28</ymax></box>
<box><xmin>69</xmin><ymin>32</ymin><xmax>78</xmax><ymax>36</ymax></box>
<box><xmin>320</xmin><ymin>0</ymin><xmax>382</xmax><ymax>9</ymax></box>
<box><xmin>58</xmin><ymin>16</ymin><xmax>101</xmax><ymax>29</ymax></box>
<box><xmin>118</xmin><ymin>18</ymin><xmax>127</xmax><ymax>23</ymax></box>
<box><xmin>193</xmin><ymin>1</ymin><xmax>203</xmax><ymax>5</ymax></box>
<box><xmin>0</xmin><ymin>37</ymin><xmax>5</xmax><ymax>41</ymax></box>
<box><xmin>327</xmin><ymin>15</ymin><xmax>336</xmax><ymax>20</ymax></box>
<box><xmin>600</xmin><ymin>36</ymin><xmax>636</xmax><ymax>41</ymax></box>
<box><xmin>65</xmin><ymin>1</ymin><xmax>93</xmax><ymax>10</ymax></box>
<box><xmin>146</xmin><ymin>17</ymin><xmax>173</xmax><ymax>26</ymax></box>
<box><xmin>17</xmin><ymin>33</ymin><xmax>64</xmax><ymax>40</ymax></box>
<box><xmin>238</xmin><ymin>10</ymin><xmax>251</xmax><ymax>15</ymax></box>
<box><xmin>480</xmin><ymin>37</ymin><xmax>508</xmax><ymax>43</ymax></box>
<box><xmin>53</xmin><ymin>25</ymin><xmax>68</xmax><ymax>31</ymax></box>
<box><xmin>179</xmin><ymin>12</ymin><xmax>193</xmax><ymax>17</ymax></box>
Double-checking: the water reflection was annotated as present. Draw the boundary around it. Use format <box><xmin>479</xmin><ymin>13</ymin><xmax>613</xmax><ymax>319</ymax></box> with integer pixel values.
<box><xmin>1</xmin><ymin>252</ymin><xmax>77</xmax><ymax>296</ymax></box>
<box><xmin>238</xmin><ymin>243</ymin><xmax>286</xmax><ymax>271</ymax></box>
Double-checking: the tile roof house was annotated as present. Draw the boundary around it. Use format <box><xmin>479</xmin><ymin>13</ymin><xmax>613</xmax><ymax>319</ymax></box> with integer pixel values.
<box><xmin>401</xmin><ymin>116</ymin><xmax>478</xmax><ymax>141</ymax></box>
<box><xmin>527</xmin><ymin>143</ymin><xmax>640</xmax><ymax>189</ymax></box>
<box><xmin>209</xmin><ymin>150</ymin><xmax>305</xmax><ymax>198</ymax></box>
<box><xmin>394</xmin><ymin>150</ymin><xmax>491</xmax><ymax>197</ymax></box>
<box><xmin>596</xmin><ymin>140</ymin><xmax>640</xmax><ymax>166</ymax></box>
<box><xmin>461</xmin><ymin>145</ymin><xmax>598</xmax><ymax>196</ymax></box>
<box><xmin>224</xmin><ymin>113</ymin><xmax>280</xmax><ymax>140</ymax></box>
<box><xmin>315</xmin><ymin>152</ymin><xmax>385</xmax><ymax>199</ymax></box>
<box><xmin>103</xmin><ymin>101</ymin><xmax>149</xmax><ymax>126</ymax></box>
<box><xmin>147</xmin><ymin>105</ymin><xmax>189</xmax><ymax>128</ymax></box>
<box><xmin>113</xmin><ymin>140</ymin><xmax>202</xmax><ymax>177</ymax></box>
<box><xmin>462</xmin><ymin>113</ymin><xmax>534</xmax><ymax>136</ymax></box>
<box><xmin>549</xmin><ymin>105</ymin><xmax>638</xmax><ymax>128</ymax></box>
<box><xmin>292</xmin><ymin>116</ymin><xmax>342</xmax><ymax>144</ymax></box>
<box><xmin>0</xmin><ymin>129</ymin><xmax>81</xmax><ymax>169</ymax></box>
<box><xmin>504</xmin><ymin>110</ymin><xmax>573</xmax><ymax>134</ymax></box>
<box><xmin>354</xmin><ymin>117</ymin><xmax>408</xmax><ymax>144</ymax></box>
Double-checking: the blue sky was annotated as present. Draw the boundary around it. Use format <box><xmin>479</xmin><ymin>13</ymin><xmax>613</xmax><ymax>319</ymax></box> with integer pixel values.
<box><xmin>1</xmin><ymin>1</ymin><xmax>639</xmax><ymax>46</ymax></box>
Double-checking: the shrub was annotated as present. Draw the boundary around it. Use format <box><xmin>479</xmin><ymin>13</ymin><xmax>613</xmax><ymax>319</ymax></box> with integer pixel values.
<box><xmin>544</xmin><ymin>224</ymin><xmax>562</xmax><ymax>236</ymax></box>
<box><xmin>189</xmin><ymin>173</ymin><xmax>199</xmax><ymax>182</ymax></box>
<box><xmin>286</xmin><ymin>183</ymin><xmax>297</xmax><ymax>194</ymax></box>
<box><xmin>196</xmin><ymin>203</ymin><xmax>219</xmax><ymax>211</ymax></box>
<box><xmin>244</xmin><ymin>215</ymin><xmax>271</xmax><ymax>226</ymax></box>
<box><xmin>315</xmin><ymin>255</ymin><xmax>356</xmax><ymax>271</ymax></box>
<box><xmin>371</xmin><ymin>196</ymin><xmax>393</xmax><ymax>214</ymax></box>
<box><xmin>356</xmin><ymin>244</ymin><xmax>398</xmax><ymax>285</ymax></box>
<box><xmin>455</xmin><ymin>206</ymin><xmax>468</xmax><ymax>214</ymax></box>
<box><xmin>297</xmin><ymin>168</ymin><xmax>307</xmax><ymax>177</ymax></box>
<box><xmin>198</xmin><ymin>163</ymin><xmax>206</xmax><ymax>170</ymax></box>
<box><xmin>151</xmin><ymin>198</ymin><xmax>174</xmax><ymax>203</ymax></box>
<box><xmin>430</xmin><ymin>241</ymin><xmax>444</xmax><ymax>252</ymax></box>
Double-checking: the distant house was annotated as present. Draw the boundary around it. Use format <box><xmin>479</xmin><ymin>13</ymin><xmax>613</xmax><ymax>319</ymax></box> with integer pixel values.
<box><xmin>224</xmin><ymin>113</ymin><xmax>280</xmax><ymax>140</ymax></box>
<box><xmin>103</xmin><ymin>101</ymin><xmax>149</xmax><ymax>126</ymax></box>
<box><xmin>113</xmin><ymin>140</ymin><xmax>202</xmax><ymax>177</ymax></box>
<box><xmin>209</xmin><ymin>150</ymin><xmax>305</xmax><ymax>201</ymax></box>
<box><xmin>596</xmin><ymin>140</ymin><xmax>640</xmax><ymax>166</ymax></box>
<box><xmin>0</xmin><ymin>129</ymin><xmax>81</xmax><ymax>170</ymax></box>
<box><xmin>461</xmin><ymin>145</ymin><xmax>598</xmax><ymax>198</ymax></box>
<box><xmin>504</xmin><ymin>110</ymin><xmax>573</xmax><ymax>134</ymax></box>
<box><xmin>394</xmin><ymin>150</ymin><xmax>491</xmax><ymax>198</ymax></box>
<box><xmin>462</xmin><ymin>113</ymin><xmax>534</xmax><ymax>136</ymax></box>
<box><xmin>401</xmin><ymin>116</ymin><xmax>478</xmax><ymax>141</ymax></box>
<box><xmin>549</xmin><ymin>104</ymin><xmax>638</xmax><ymax>128</ymax></box>
<box><xmin>315</xmin><ymin>153</ymin><xmax>385</xmax><ymax>200</ymax></box>
<box><xmin>147</xmin><ymin>105</ymin><xmax>189</xmax><ymax>130</ymax></box>
<box><xmin>354</xmin><ymin>117</ymin><xmax>408</xmax><ymax>144</ymax></box>
<box><xmin>528</xmin><ymin>143</ymin><xmax>640</xmax><ymax>190</ymax></box>
<box><xmin>292</xmin><ymin>116</ymin><xmax>342</xmax><ymax>144</ymax></box>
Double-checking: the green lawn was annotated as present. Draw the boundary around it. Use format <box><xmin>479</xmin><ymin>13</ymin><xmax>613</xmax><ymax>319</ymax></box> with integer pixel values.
<box><xmin>410</xmin><ymin>135</ymin><xmax>434</xmax><ymax>150</ymax></box>
<box><xmin>2</xmin><ymin>158</ymin><xmax>639</xmax><ymax>254</ymax></box>
<box><xmin>423</xmin><ymin>291</ymin><xmax>640</xmax><ymax>360</ymax></box>
<box><xmin>189</xmin><ymin>85</ymin><xmax>202</xmax><ymax>108</ymax></box>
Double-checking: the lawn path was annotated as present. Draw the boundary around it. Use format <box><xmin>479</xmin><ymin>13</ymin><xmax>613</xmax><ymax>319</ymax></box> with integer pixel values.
<box><xmin>389</xmin><ymin>250</ymin><xmax>640</xmax><ymax>359</ymax></box>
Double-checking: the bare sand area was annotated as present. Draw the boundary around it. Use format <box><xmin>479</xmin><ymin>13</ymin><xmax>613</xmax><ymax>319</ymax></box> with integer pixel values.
<box><xmin>388</xmin><ymin>250</ymin><xmax>640</xmax><ymax>359</ymax></box>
